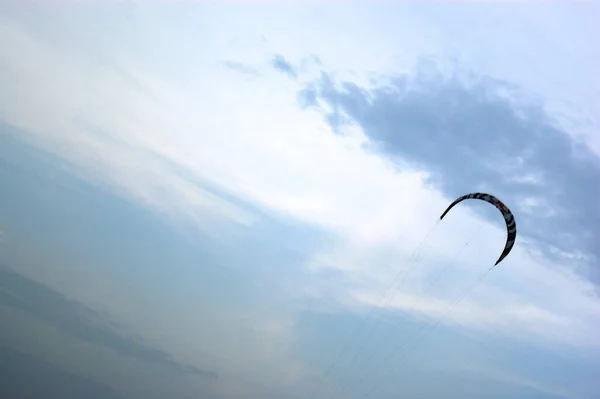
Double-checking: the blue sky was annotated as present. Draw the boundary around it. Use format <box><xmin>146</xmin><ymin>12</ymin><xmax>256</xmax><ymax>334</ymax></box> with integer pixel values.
<box><xmin>0</xmin><ymin>2</ymin><xmax>599</xmax><ymax>399</ymax></box>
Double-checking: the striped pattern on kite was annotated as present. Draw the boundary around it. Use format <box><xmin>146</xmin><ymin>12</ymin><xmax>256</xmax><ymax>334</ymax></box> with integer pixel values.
<box><xmin>440</xmin><ymin>192</ymin><xmax>517</xmax><ymax>266</ymax></box>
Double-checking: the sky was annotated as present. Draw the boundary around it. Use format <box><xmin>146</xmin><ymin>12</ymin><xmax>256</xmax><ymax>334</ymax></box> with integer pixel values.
<box><xmin>0</xmin><ymin>2</ymin><xmax>599</xmax><ymax>399</ymax></box>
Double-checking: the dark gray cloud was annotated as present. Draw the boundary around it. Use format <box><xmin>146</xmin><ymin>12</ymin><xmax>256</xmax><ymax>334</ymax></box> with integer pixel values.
<box><xmin>0</xmin><ymin>346</ymin><xmax>131</xmax><ymax>399</ymax></box>
<box><xmin>290</xmin><ymin>58</ymin><xmax>600</xmax><ymax>284</ymax></box>
<box><xmin>0</xmin><ymin>266</ymin><xmax>217</xmax><ymax>380</ymax></box>
<box><xmin>271</xmin><ymin>54</ymin><xmax>297</xmax><ymax>79</ymax></box>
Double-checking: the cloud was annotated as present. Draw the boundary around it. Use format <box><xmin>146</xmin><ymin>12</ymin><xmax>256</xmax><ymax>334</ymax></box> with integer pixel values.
<box><xmin>245</xmin><ymin>55</ymin><xmax>600</xmax><ymax>355</ymax></box>
<box><xmin>2</xmin><ymin>6</ymin><xmax>592</xmax><ymax>355</ymax></box>
<box><xmin>271</xmin><ymin>54</ymin><xmax>297</xmax><ymax>79</ymax></box>
<box><xmin>291</xmin><ymin>57</ymin><xmax>600</xmax><ymax>285</ymax></box>
<box><xmin>0</xmin><ymin>266</ymin><xmax>217</xmax><ymax>380</ymax></box>
<box><xmin>221</xmin><ymin>60</ymin><xmax>259</xmax><ymax>76</ymax></box>
<box><xmin>0</xmin><ymin>4</ymin><xmax>598</xmax><ymax>397</ymax></box>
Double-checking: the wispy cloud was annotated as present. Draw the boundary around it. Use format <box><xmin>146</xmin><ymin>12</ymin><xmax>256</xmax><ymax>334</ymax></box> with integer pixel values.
<box><xmin>221</xmin><ymin>60</ymin><xmax>260</xmax><ymax>76</ymax></box>
<box><xmin>271</xmin><ymin>54</ymin><xmax>298</xmax><ymax>79</ymax></box>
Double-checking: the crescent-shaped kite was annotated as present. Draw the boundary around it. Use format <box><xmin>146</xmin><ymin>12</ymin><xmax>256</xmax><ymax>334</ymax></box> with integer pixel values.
<box><xmin>440</xmin><ymin>193</ymin><xmax>517</xmax><ymax>266</ymax></box>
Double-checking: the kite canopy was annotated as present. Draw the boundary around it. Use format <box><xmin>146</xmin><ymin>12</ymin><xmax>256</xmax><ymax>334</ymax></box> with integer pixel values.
<box><xmin>440</xmin><ymin>192</ymin><xmax>517</xmax><ymax>266</ymax></box>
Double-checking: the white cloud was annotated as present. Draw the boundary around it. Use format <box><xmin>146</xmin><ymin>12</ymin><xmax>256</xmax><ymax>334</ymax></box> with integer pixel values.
<box><xmin>0</xmin><ymin>12</ymin><xmax>257</xmax><ymax>235</ymax></box>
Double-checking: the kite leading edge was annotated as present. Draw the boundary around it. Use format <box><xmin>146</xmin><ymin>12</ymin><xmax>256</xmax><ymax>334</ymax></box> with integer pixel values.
<box><xmin>440</xmin><ymin>192</ymin><xmax>517</xmax><ymax>266</ymax></box>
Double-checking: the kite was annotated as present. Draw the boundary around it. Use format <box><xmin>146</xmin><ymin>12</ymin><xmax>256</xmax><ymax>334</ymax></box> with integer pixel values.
<box><xmin>440</xmin><ymin>192</ymin><xmax>517</xmax><ymax>265</ymax></box>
